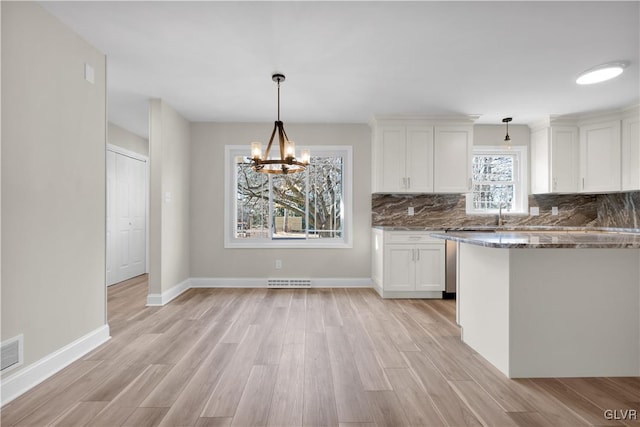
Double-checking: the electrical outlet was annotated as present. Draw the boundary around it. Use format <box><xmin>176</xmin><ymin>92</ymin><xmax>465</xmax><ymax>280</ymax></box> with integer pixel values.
<box><xmin>408</xmin><ymin>207</ymin><xmax>415</xmax><ymax>216</ymax></box>
<box><xmin>551</xmin><ymin>206</ymin><xmax>559</xmax><ymax>216</ymax></box>
<box><xmin>530</xmin><ymin>207</ymin><xmax>540</xmax><ymax>216</ymax></box>
<box><xmin>275</xmin><ymin>259</ymin><xmax>282</xmax><ymax>269</ymax></box>
<box><xmin>84</xmin><ymin>63</ymin><xmax>95</xmax><ymax>84</ymax></box>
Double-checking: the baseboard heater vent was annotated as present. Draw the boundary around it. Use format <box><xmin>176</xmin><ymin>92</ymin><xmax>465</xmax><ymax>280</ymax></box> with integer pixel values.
<box><xmin>267</xmin><ymin>279</ymin><xmax>312</xmax><ymax>288</ymax></box>
<box><xmin>1</xmin><ymin>335</ymin><xmax>23</xmax><ymax>372</ymax></box>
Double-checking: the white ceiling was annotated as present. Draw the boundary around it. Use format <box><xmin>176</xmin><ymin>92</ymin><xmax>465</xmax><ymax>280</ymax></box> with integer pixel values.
<box><xmin>41</xmin><ymin>1</ymin><xmax>640</xmax><ymax>138</ymax></box>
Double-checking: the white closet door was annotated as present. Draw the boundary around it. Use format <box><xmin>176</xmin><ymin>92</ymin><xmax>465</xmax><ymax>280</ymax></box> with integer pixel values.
<box><xmin>107</xmin><ymin>150</ymin><xmax>147</xmax><ymax>286</ymax></box>
<box><xmin>128</xmin><ymin>157</ymin><xmax>146</xmax><ymax>278</ymax></box>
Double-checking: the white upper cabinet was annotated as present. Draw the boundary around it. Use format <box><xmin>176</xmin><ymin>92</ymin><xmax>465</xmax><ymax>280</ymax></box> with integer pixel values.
<box><xmin>579</xmin><ymin>120</ymin><xmax>621</xmax><ymax>192</ymax></box>
<box><xmin>434</xmin><ymin>125</ymin><xmax>473</xmax><ymax>193</ymax></box>
<box><xmin>371</xmin><ymin>117</ymin><xmax>475</xmax><ymax>194</ymax></box>
<box><xmin>373</xmin><ymin>124</ymin><xmax>434</xmax><ymax>193</ymax></box>
<box><xmin>530</xmin><ymin>124</ymin><xmax>578</xmax><ymax>194</ymax></box>
<box><xmin>375</xmin><ymin>126</ymin><xmax>409</xmax><ymax>192</ymax></box>
<box><xmin>406</xmin><ymin>126</ymin><xmax>435</xmax><ymax>192</ymax></box>
<box><xmin>531</xmin><ymin>106</ymin><xmax>638</xmax><ymax>195</ymax></box>
<box><xmin>622</xmin><ymin>112</ymin><xmax>640</xmax><ymax>191</ymax></box>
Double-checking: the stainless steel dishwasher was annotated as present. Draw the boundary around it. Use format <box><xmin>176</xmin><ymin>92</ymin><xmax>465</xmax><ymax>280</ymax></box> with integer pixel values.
<box><xmin>444</xmin><ymin>239</ymin><xmax>457</xmax><ymax>299</ymax></box>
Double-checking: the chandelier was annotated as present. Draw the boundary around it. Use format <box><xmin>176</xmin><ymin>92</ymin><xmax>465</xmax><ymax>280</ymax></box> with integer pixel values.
<box><xmin>250</xmin><ymin>74</ymin><xmax>310</xmax><ymax>174</ymax></box>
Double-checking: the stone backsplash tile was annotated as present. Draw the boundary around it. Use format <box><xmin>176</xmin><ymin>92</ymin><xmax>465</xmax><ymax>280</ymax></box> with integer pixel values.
<box><xmin>372</xmin><ymin>191</ymin><xmax>639</xmax><ymax>229</ymax></box>
<box><xmin>597</xmin><ymin>191</ymin><xmax>640</xmax><ymax>229</ymax></box>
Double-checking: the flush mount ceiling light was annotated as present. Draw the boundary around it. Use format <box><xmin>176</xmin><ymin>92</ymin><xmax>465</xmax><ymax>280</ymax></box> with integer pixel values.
<box><xmin>250</xmin><ymin>74</ymin><xmax>309</xmax><ymax>174</ymax></box>
<box><xmin>576</xmin><ymin>61</ymin><xmax>628</xmax><ymax>85</ymax></box>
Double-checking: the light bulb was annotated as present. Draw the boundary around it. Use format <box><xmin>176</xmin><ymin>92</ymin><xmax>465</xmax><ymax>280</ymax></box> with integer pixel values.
<box><xmin>301</xmin><ymin>149</ymin><xmax>311</xmax><ymax>165</ymax></box>
<box><xmin>251</xmin><ymin>142</ymin><xmax>262</xmax><ymax>160</ymax></box>
<box><xmin>285</xmin><ymin>140</ymin><xmax>296</xmax><ymax>160</ymax></box>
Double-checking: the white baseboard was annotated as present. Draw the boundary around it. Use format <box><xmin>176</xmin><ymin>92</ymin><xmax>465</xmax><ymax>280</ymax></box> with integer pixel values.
<box><xmin>310</xmin><ymin>278</ymin><xmax>373</xmax><ymax>288</ymax></box>
<box><xmin>0</xmin><ymin>324</ymin><xmax>110</xmax><ymax>406</ymax></box>
<box><xmin>372</xmin><ymin>281</ymin><xmax>384</xmax><ymax>297</ymax></box>
<box><xmin>190</xmin><ymin>277</ymin><xmax>373</xmax><ymax>289</ymax></box>
<box><xmin>145</xmin><ymin>277</ymin><xmax>374</xmax><ymax>306</ymax></box>
<box><xmin>146</xmin><ymin>278</ymin><xmax>190</xmax><ymax>306</ymax></box>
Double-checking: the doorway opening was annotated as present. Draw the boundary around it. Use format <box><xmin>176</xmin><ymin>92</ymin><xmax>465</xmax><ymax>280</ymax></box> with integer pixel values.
<box><xmin>106</xmin><ymin>145</ymin><xmax>148</xmax><ymax>287</ymax></box>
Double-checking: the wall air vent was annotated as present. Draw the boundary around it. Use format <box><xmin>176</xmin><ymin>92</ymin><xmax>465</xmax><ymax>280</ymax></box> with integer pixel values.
<box><xmin>1</xmin><ymin>335</ymin><xmax>23</xmax><ymax>372</ymax></box>
<box><xmin>267</xmin><ymin>279</ymin><xmax>312</xmax><ymax>289</ymax></box>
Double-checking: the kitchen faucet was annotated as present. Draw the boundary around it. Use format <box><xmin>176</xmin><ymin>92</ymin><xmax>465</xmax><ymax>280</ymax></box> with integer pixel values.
<box><xmin>498</xmin><ymin>202</ymin><xmax>506</xmax><ymax>227</ymax></box>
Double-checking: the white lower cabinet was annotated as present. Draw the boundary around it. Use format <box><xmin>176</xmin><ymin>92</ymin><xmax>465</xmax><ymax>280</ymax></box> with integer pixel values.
<box><xmin>372</xmin><ymin>229</ymin><xmax>445</xmax><ymax>298</ymax></box>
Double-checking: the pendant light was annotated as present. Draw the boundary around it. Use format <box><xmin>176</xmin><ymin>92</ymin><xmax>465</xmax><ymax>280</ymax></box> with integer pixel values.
<box><xmin>502</xmin><ymin>117</ymin><xmax>512</xmax><ymax>149</ymax></box>
<box><xmin>249</xmin><ymin>74</ymin><xmax>310</xmax><ymax>174</ymax></box>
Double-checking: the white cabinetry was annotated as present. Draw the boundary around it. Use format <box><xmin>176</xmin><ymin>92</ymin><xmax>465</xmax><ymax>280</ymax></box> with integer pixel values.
<box><xmin>371</xmin><ymin>229</ymin><xmax>445</xmax><ymax>298</ymax></box>
<box><xmin>622</xmin><ymin>112</ymin><xmax>640</xmax><ymax>191</ymax></box>
<box><xmin>373</xmin><ymin>125</ymin><xmax>434</xmax><ymax>192</ymax></box>
<box><xmin>371</xmin><ymin>117</ymin><xmax>475</xmax><ymax>194</ymax></box>
<box><xmin>530</xmin><ymin>124</ymin><xmax>579</xmax><ymax>194</ymax></box>
<box><xmin>531</xmin><ymin>106</ymin><xmax>638</xmax><ymax>194</ymax></box>
<box><xmin>434</xmin><ymin>126</ymin><xmax>473</xmax><ymax>192</ymax></box>
<box><xmin>579</xmin><ymin>120</ymin><xmax>621</xmax><ymax>192</ymax></box>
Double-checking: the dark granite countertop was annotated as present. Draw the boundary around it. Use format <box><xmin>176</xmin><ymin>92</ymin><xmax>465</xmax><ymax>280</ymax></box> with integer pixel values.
<box><xmin>429</xmin><ymin>230</ymin><xmax>640</xmax><ymax>249</ymax></box>
<box><xmin>373</xmin><ymin>225</ymin><xmax>640</xmax><ymax>233</ymax></box>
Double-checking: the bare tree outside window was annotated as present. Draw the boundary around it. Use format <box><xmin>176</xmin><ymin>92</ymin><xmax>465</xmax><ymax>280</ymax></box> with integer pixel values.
<box><xmin>235</xmin><ymin>154</ymin><xmax>344</xmax><ymax>240</ymax></box>
<box><xmin>471</xmin><ymin>154</ymin><xmax>516</xmax><ymax>211</ymax></box>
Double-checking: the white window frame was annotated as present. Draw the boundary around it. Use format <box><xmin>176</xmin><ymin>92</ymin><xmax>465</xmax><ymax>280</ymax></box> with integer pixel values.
<box><xmin>224</xmin><ymin>145</ymin><xmax>353</xmax><ymax>248</ymax></box>
<box><xmin>466</xmin><ymin>146</ymin><xmax>528</xmax><ymax>215</ymax></box>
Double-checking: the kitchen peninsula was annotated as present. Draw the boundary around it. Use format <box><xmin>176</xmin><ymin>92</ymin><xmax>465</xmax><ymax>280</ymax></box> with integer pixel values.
<box><xmin>431</xmin><ymin>230</ymin><xmax>640</xmax><ymax>378</ymax></box>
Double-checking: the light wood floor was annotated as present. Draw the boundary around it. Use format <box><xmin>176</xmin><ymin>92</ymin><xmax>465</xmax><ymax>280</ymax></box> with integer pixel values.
<box><xmin>2</xmin><ymin>275</ymin><xmax>639</xmax><ymax>427</ymax></box>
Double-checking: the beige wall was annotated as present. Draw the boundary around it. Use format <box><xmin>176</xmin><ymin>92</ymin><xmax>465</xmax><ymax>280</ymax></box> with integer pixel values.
<box><xmin>190</xmin><ymin>123</ymin><xmax>372</xmax><ymax>279</ymax></box>
<box><xmin>1</xmin><ymin>1</ymin><xmax>106</xmax><ymax>373</ymax></box>
<box><xmin>149</xmin><ymin>100</ymin><xmax>191</xmax><ymax>295</ymax></box>
<box><xmin>474</xmin><ymin>124</ymin><xmax>530</xmax><ymax>147</ymax></box>
<box><xmin>108</xmin><ymin>122</ymin><xmax>149</xmax><ymax>157</ymax></box>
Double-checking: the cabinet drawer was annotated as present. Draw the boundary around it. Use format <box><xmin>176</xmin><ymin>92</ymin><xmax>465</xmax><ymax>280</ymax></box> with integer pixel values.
<box><xmin>386</xmin><ymin>232</ymin><xmax>443</xmax><ymax>244</ymax></box>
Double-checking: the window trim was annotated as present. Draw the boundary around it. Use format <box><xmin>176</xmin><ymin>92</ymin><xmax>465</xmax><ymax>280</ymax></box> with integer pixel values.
<box><xmin>224</xmin><ymin>145</ymin><xmax>353</xmax><ymax>248</ymax></box>
<box><xmin>465</xmin><ymin>145</ymin><xmax>528</xmax><ymax>215</ymax></box>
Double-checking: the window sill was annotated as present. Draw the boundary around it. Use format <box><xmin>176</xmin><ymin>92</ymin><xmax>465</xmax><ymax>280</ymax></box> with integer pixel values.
<box><xmin>225</xmin><ymin>240</ymin><xmax>353</xmax><ymax>249</ymax></box>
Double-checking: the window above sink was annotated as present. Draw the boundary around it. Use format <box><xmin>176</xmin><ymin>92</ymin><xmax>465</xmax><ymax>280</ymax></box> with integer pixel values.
<box><xmin>466</xmin><ymin>146</ymin><xmax>528</xmax><ymax>215</ymax></box>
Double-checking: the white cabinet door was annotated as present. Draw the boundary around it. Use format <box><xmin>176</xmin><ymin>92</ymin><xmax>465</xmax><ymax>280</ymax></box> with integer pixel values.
<box><xmin>406</xmin><ymin>126</ymin><xmax>434</xmax><ymax>192</ymax></box>
<box><xmin>371</xmin><ymin>229</ymin><xmax>384</xmax><ymax>288</ymax></box>
<box><xmin>385</xmin><ymin>245</ymin><xmax>415</xmax><ymax>291</ymax></box>
<box><xmin>414</xmin><ymin>244</ymin><xmax>445</xmax><ymax>291</ymax></box>
<box><xmin>375</xmin><ymin>126</ymin><xmax>407</xmax><ymax>192</ymax></box>
<box><xmin>530</xmin><ymin>127</ymin><xmax>550</xmax><ymax>194</ymax></box>
<box><xmin>551</xmin><ymin>126</ymin><xmax>579</xmax><ymax>193</ymax></box>
<box><xmin>580</xmin><ymin>121</ymin><xmax>621</xmax><ymax>192</ymax></box>
<box><xmin>622</xmin><ymin>115</ymin><xmax>640</xmax><ymax>191</ymax></box>
<box><xmin>434</xmin><ymin>126</ymin><xmax>472</xmax><ymax>192</ymax></box>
